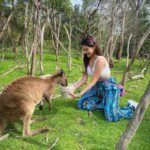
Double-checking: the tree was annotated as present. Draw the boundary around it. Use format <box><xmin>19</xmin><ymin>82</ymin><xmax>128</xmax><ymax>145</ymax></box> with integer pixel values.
<box><xmin>116</xmin><ymin>0</ymin><xmax>128</xmax><ymax>60</ymax></box>
<box><xmin>116</xmin><ymin>81</ymin><xmax>150</xmax><ymax>150</ymax></box>
<box><xmin>28</xmin><ymin>0</ymin><xmax>41</xmax><ymax>75</ymax></box>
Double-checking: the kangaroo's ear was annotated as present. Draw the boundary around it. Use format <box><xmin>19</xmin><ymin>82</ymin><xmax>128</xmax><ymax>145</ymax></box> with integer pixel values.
<box><xmin>60</xmin><ymin>69</ymin><xmax>64</xmax><ymax>76</ymax></box>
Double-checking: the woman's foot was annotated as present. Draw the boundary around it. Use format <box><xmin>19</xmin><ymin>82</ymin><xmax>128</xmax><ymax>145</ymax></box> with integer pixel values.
<box><xmin>127</xmin><ymin>100</ymin><xmax>138</xmax><ymax>111</ymax></box>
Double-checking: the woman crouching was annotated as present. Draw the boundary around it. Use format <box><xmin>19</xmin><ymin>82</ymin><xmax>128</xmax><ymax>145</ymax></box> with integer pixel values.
<box><xmin>70</xmin><ymin>35</ymin><xmax>137</xmax><ymax>122</ymax></box>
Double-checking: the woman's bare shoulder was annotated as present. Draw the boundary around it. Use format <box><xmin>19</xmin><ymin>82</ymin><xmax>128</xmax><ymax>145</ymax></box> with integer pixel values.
<box><xmin>97</xmin><ymin>56</ymin><xmax>107</xmax><ymax>62</ymax></box>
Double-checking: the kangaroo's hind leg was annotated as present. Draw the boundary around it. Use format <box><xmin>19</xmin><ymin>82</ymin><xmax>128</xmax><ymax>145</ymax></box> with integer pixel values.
<box><xmin>0</xmin><ymin>117</ymin><xmax>8</xmax><ymax>135</ymax></box>
<box><xmin>22</xmin><ymin>109</ymin><xmax>49</xmax><ymax>137</ymax></box>
<box><xmin>0</xmin><ymin>117</ymin><xmax>9</xmax><ymax>141</ymax></box>
<box><xmin>22</xmin><ymin>112</ymin><xmax>32</xmax><ymax>137</ymax></box>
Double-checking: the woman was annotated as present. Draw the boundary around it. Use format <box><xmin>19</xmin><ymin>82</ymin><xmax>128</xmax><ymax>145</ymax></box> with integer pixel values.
<box><xmin>70</xmin><ymin>35</ymin><xmax>137</xmax><ymax>122</ymax></box>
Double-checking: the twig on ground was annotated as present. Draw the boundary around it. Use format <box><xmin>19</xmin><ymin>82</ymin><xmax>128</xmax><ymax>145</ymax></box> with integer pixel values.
<box><xmin>79</xmin><ymin>143</ymin><xmax>84</xmax><ymax>150</ymax></box>
<box><xmin>129</xmin><ymin>74</ymin><xmax>144</xmax><ymax>80</ymax></box>
<box><xmin>48</xmin><ymin>137</ymin><xmax>59</xmax><ymax>150</ymax></box>
<box><xmin>45</xmin><ymin>134</ymin><xmax>49</xmax><ymax>143</ymax></box>
<box><xmin>129</xmin><ymin>85</ymin><xmax>138</xmax><ymax>91</ymax></box>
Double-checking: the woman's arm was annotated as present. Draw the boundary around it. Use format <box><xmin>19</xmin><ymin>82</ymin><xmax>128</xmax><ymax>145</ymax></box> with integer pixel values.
<box><xmin>79</xmin><ymin>58</ymin><xmax>106</xmax><ymax>96</ymax></box>
<box><xmin>73</xmin><ymin>72</ymin><xmax>88</xmax><ymax>90</ymax></box>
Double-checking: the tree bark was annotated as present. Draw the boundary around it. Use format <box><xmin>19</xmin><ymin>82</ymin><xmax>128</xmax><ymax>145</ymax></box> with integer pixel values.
<box><xmin>39</xmin><ymin>8</ymin><xmax>49</xmax><ymax>74</ymax></box>
<box><xmin>121</xmin><ymin>34</ymin><xmax>132</xmax><ymax>86</ymax></box>
<box><xmin>8</xmin><ymin>26</ymin><xmax>17</xmax><ymax>59</ymax></box>
<box><xmin>107</xmin><ymin>0</ymin><xmax>120</xmax><ymax>68</ymax></box>
<box><xmin>116</xmin><ymin>2</ymin><xmax>127</xmax><ymax>60</ymax></box>
<box><xmin>23</xmin><ymin>1</ymin><xmax>29</xmax><ymax>58</ymax></box>
<box><xmin>116</xmin><ymin>81</ymin><xmax>150</xmax><ymax>150</ymax></box>
<box><xmin>28</xmin><ymin>0</ymin><xmax>40</xmax><ymax>75</ymax></box>
<box><xmin>49</xmin><ymin>12</ymin><xmax>62</xmax><ymax>61</ymax></box>
<box><xmin>64</xmin><ymin>17</ymin><xmax>72</xmax><ymax>71</ymax></box>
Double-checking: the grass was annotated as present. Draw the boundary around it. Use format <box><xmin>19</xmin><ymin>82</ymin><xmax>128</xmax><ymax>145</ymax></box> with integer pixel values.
<box><xmin>0</xmin><ymin>50</ymin><xmax>150</xmax><ymax>150</ymax></box>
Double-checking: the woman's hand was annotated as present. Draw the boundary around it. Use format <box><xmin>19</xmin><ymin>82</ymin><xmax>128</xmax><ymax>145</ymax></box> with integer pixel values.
<box><xmin>69</xmin><ymin>92</ymin><xmax>80</xmax><ymax>99</ymax></box>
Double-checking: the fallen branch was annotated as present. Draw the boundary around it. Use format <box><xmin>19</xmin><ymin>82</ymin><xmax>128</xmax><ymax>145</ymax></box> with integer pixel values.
<box><xmin>0</xmin><ymin>133</ymin><xmax>9</xmax><ymax>141</ymax></box>
<box><xmin>0</xmin><ymin>65</ymin><xmax>26</xmax><ymax>77</ymax></box>
<box><xmin>129</xmin><ymin>74</ymin><xmax>144</xmax><ymax>80</ymax></box>
<box><xmin>129</xmin><ymin>67</ymin><xmax>146</xmax><ymax>80</ymax></box>
<box><xmin>48</xmin><ymin>137</ymin><xmax>59</xmax><ymax>150</ymax></box>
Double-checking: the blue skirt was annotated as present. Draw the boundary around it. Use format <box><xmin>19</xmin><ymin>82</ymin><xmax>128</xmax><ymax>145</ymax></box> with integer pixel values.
<box><xmin>77</xmin><ymin>77</ymin><xmax>133</xmax><ymax>122</ymax></box>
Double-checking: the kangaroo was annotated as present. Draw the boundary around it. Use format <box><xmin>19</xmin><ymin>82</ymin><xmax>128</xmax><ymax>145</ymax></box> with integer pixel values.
<box><xmin>0</xmin><ymin>69</ymin><xmax>67</xmax><ymax>137</ymax></box>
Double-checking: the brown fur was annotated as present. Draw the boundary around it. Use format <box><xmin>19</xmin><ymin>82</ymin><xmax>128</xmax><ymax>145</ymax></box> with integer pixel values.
<box><xmin>0</xmin><ymin>71</ymin><xmax>67</xmax><ymax>137</ymax></box>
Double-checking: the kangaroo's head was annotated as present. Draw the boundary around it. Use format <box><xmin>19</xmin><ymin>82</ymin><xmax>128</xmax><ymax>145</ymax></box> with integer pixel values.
<box><xmin>53</xmin><ymin>69</ymin><xmax>68</xmax><ymax>87</ymax></box>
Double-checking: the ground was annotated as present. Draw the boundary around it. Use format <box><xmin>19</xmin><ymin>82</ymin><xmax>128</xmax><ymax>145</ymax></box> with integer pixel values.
<box><xmin>0</xmin><ymin>50</ymin><xmax>149</xmax><ymax>150</ymax></box>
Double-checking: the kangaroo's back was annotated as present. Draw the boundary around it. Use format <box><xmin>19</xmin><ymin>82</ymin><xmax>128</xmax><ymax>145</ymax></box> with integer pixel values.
<box><xmin>0</xmin><ymin>76</ymin><xmax>47</xmax><ymax>121</ymax></box>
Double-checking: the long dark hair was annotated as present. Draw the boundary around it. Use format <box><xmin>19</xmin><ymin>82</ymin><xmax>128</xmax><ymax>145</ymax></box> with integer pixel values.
<box><xmin>81</xmin><ymin>35</ymin><xmax>102</xmax><ymax>72</ymax></box>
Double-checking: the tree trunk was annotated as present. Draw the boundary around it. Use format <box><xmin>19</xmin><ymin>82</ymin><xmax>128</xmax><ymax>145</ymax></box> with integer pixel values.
<box><xmin>116</xmin><ymin>81</ymin><xmax>150</xmax><ymax>150</ymax></box>
<box><xmin>8</xmin><ymin>26</ymin><xmax>17</xmax><ymax>60</ymax></box>
<box><xmin>116</xmin><ymin>12</ymin><xmax>126</xmax><ymax>60</ymax></box>
<box><xmin>128</xmin><ymin>0</ymin><xmax>143</xmax><ymax>59</ymax></box>
<box><xmin>107</xmin><ymin>0</ymin><xmax>118</xmax><ymax>68</ymax></box>
<box><xmin>129</xmin><ymin>10</ymin><xmax>138</xmax><ymax>59</ymax></box>
<box><xmin>28</xmin><ymin>0</ymin><xmax>40</xmax><ymax>75</ymax></box>
<box><xmin>50</xmin><ymin>12</ymin><xmax>61</xmax><ymax>61</ymax></box>
<box><xmin>64</xmin><ymin>18</ymin><xmax>72</xmax><ymax>71</ymax></box>
<box><xmin>39</xmin><ymin>9</ymin><xmax>48</xmax><ymax>74</ymax></box>
<box><xmin>121</xmin><ymin>34</ymin><xmax>132</xmax><ymax>86</ymax></box>
<box><xmin>23</xmin><ymin>1</ymin><xmax>29</xmax><ymax>58</ymax></box>
<box><xmin>57</xmin><ymin>14</ymin><xmax>62</xmax><ymax>55</ymax></box>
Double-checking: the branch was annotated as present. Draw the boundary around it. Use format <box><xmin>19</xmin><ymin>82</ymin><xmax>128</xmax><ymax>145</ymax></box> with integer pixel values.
<box><xmin>0</xmin><ymin>12</ymin><xmax>13</xmax><ymax>40</ymax></box>
<box><xmin>0</xmin><ymin>65</ymin><xmax>26</xmax><ymax>77</ymax></box>
<box><xmin>0</xmin><ymin>134</ymin><xmax>9</xmax><ymax>141</ymax></box>
<box><xmin>135</xmin><ymin>26</ymin><xmax>150</xmax><ymax>56</ymax></box>
<box><xmin>48</xmin><ymin>137</ymin><xmax>59</xmax><ymax>150</ymax></box>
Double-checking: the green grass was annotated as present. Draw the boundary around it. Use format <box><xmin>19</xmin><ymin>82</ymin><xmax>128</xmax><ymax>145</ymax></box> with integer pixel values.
<box><xmin>0</xmin><ymin>51</ymin><xmax>150</xmax><ymax>150</ymax></box>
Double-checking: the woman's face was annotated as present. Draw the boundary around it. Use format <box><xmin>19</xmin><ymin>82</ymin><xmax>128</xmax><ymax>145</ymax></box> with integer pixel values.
<box><xmin>82</xmin><ymin>45</ymin><xmax>95</xmax><ymax>58</ymax></box>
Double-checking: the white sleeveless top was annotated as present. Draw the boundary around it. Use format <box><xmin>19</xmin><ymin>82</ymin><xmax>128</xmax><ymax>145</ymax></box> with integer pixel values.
<box><xmin>87</xmin><ymin>57</ymin><xmax>110</xmax><ymax>78</ymax></box>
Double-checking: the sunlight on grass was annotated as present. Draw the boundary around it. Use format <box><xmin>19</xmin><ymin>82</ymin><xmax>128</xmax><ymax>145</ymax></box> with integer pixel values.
<box><xmin>0</xmin><ymin>52</ymin><xmax>149</xmax><ymax>150</ymax></box>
